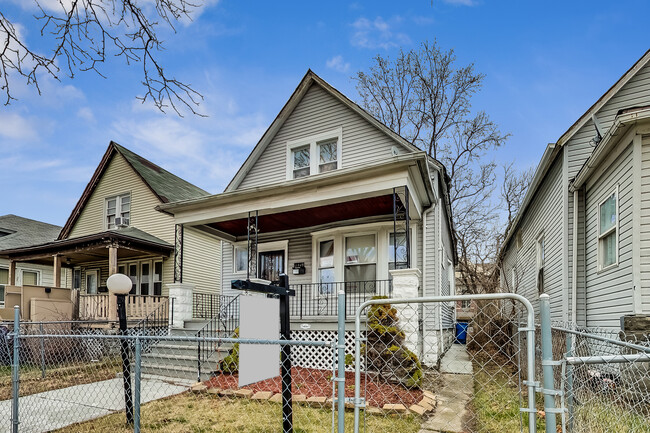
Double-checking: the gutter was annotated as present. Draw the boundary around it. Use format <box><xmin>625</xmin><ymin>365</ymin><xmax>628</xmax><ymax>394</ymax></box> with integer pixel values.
<box><xmin>570</xmin><ymin>107</ymin><xmax>650</xmax><ymax>191</ymax></box>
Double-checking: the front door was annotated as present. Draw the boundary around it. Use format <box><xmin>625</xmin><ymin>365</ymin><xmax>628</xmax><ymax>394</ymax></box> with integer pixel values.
<box><xmin>86</xmin><ymin>270</ymin><xmax>98</xmax><ymax>294</ymax></box>
<box><xmin>259</xmin><ymin>250</ymin><xmax>285</xmax><ymax>284</ymax></box>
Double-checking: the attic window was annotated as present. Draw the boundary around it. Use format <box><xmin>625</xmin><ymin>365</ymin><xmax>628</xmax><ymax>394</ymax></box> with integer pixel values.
<box><xmin>286</xmin><ymin>128</ymin><xmax>342</xmax><ymax>180</ymax></box>
<box><xmin>106</xmin><ymin>193</ymin><xmax>131</xmax><ymax>229</ymax></box>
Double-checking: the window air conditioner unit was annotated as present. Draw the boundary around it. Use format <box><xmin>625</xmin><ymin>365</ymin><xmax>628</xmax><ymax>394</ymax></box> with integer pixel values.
<box><xmin>115</xmin><ymin>217</ymin><xmax>130</xmax><ymax>228</ymax></box>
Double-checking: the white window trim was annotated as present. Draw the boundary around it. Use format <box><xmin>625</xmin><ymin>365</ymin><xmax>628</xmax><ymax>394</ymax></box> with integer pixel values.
<box><xmin>115</xmin><ymin>259</ymin><xmax>163</xmax><ymax>295</ymax></box>
<box><xmin>311</xmin><ymin>221</ymin><xmax>418</xmax><ymax>289</ymax></box>
<box><xmin>85</xmin><ymin>268</ymin><xmax>100</xmax><ymax>294</ymax></box>
<box><xmin>286</xmin><ymin>127</ymin><xmax>343</xmax><ymax>180</ymax></box>
<box><xmin>105</xmin><ymin>192</ymin><xmax>131</xmax><ymax>230</ymax></box>
<box><xmin>597</xmin><ymin>185</ymin><xmax>619</xmax><ymax>272</ymax></box>
<box><xmin>20</xmin><ymin>269</ymin><xmax>40</xmax><ymax>286</ymax></box>
<box><xmin>232</xmin><ymin>240</ymin><xmax>289</xmax><ymax>276</ymax></box>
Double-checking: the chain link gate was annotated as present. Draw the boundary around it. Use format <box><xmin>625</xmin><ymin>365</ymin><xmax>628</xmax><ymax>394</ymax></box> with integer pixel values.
<box><xmin>352</xmin><ymin>294</ymin><xmax>539</xmax><ymax>433</ymax></box>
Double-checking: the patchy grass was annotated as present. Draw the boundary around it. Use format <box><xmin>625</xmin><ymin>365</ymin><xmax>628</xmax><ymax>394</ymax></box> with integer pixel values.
<box><xmin>0</xmin><ymin>358</ymin><xmax>120</xmax><ymax>400</ymax></box>
<box><xmin>570</xmin><ymin>398</ymin><xmax>650</xmax><ymax>433</ymax></box>
<box><xmin>53</xmin><ymin>392</ymin><xmax>421</xmax><ymax>433</ymax></box>
<box><xmin>470</xmin><ymin>357</ymin><xmax>545</xmax><ymax>433</ymax></box>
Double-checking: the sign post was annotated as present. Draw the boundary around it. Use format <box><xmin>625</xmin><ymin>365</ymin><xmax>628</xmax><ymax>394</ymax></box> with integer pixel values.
<box><xmin>232</xmin><ymin>275</ymin><xmax>295</xmax><ymax>433</ymax></box>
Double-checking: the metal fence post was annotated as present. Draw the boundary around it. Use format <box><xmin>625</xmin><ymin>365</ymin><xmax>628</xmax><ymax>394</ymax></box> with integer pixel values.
<box><xmin>134</xmin><ymin>337</ymin><xmax>142</xmax><ymax>433</ymax></box>
<box><xmin>11</xmin><ymin>306</ymin><xmax>20</xmax><ymax>433</ymax></box>
<box><xmin>565</xmin><ymin>330</ymin><xmax>574</xmax><ymax>432</ymax></box>
<box><xmin>40</xmin><ymin>322</ymin><xmax>46</xmax><ymax>379</ymax></box>
<box><xmin>539</xmin><ymin>294</ymin><xmax>557</xmax><ymax>433</ymax></box>
<box><xmin>337</xmin><ymin>289</ymin><xmax>345</xmax><ymax>433</ymax></box>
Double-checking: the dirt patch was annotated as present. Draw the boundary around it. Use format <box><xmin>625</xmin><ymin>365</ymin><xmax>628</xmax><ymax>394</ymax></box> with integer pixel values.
<box><xmin>204</xmin><ymin>367</ymin><xmax>423</xmax><ymax>408</ymax></box>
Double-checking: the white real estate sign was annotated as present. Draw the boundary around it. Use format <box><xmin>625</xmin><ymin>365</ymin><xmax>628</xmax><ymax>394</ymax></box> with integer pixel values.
<box><xmin>238</xmin><ymin>295</ymin><xmax>280</xmax><ymax>387</ymax></box>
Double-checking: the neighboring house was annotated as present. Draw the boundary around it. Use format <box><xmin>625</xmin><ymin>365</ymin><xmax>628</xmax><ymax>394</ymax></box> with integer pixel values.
<box><xmin>0</xmin><ymin>215</ymin><xmax>63</xmax><ymax>318</ymax></box>
<box><xmin>0</xmin><ymin>143</ymin><xmax>221</xmax><ymax>321</ymax></box>
<box><xmin>500</xmin><ymin>50</ymin><xmax>650</xmax><ymax>332</ymax></box>
<box><xmin>159</xmin><ymin>70</ymin><xmax>458</xmax><ymax>363</ymax></box>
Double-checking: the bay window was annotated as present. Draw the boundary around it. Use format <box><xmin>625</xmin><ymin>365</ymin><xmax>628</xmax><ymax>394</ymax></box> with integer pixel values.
<box><xmin>344</xmin><ymin>234</ymin><xmax>377</xmax><ymax>283</ymax></box>
<box><xmin>318</xmin><ymin>239</ymin><xmax>335</xmax><ymax>295</ymax></box>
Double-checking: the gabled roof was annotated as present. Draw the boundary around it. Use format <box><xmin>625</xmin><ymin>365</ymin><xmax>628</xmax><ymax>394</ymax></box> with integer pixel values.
<box><xmin>58</xmin><ymin>142</ymin><xmax>210</xmax><ymax>239</ymax></box>
<box><xmin>225</xmin><ymin>69</ymin><xmax>422</xmax><ymax>192</ymax></box>
<box><xmin>0</xmin><ymin>215</ymin><xmax>62</xmax><ymax>251</ymax></box>
<box><xmin>502</xmin><ymin>49</ymin><xmax>650</xmax><ymax>250</ymax></box>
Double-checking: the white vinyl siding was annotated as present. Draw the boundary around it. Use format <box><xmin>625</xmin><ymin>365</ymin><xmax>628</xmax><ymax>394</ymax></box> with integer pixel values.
<box><xmin>584</xmin><ymin>142</ymin><xmax>634</xmax><ymax>328</ymax></box>
<box><xmin>238</xmin><ymin>84</ymin><xmax>413</xmax><ymax>190</ymax></box>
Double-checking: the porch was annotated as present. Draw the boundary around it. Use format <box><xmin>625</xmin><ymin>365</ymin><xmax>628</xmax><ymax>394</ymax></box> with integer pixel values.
<box><xmin>78</xmin><ymin>293</ymin><xmax>169</xmax><ymax>322</ymax></box>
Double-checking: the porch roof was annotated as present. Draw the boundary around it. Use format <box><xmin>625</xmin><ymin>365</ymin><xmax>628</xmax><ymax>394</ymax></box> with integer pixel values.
<box><xmin>159</xmin><ymin>153</ymin><xmax>437</xmax><ymax>239</ymax></box>
<box><xmin>208</xmin><ymin>194</ymin><xmax>396</xmax><ymax>237</ymax></box>
<box><xmin>0</xmin><ymin>227</ymin><xmax>173</xmax><ymax>266</ymax></box>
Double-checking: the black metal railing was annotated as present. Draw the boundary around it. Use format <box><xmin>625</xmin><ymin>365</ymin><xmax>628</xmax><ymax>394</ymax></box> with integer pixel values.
<box><xmin>196</xmin><ymin>294</ymin><xmax>240</xmax><ymax>380</ymax></box>
<box><xmin>289</xmin><ymin>280</ymin><xmax>392</xmax><ymax>319</ymax></box>
<box><xmin>133</xmin><ymin>297</ymin><xmax>169</xmax><ymax>335</ymax></box>
<box><xmin>193</xmin><ymin>292</ymin><xmax>224</xmax><ymax>319</ymax></box>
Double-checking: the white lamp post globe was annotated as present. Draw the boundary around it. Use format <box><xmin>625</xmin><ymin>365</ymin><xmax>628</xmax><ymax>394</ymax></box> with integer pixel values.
<box><xmin>107</xmin><ymin>273</ymin><xmax>132</xmax><ymax>295</ymax></box>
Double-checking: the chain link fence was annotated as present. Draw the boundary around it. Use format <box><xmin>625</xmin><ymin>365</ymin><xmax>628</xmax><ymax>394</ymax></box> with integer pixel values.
<box><xmin>352</xmin><ymin>295</ymin><xmax>539</xmax><ymax>433</ymax></box>
<box><xmin>0</xmin><ymin>320</ymin><xmax>345</xmax><ymax>433</ymax></box>
<box><xmin>545</xmin><ymin>324</ymin><xmax>650</xmax><ymax>433</ymax></box>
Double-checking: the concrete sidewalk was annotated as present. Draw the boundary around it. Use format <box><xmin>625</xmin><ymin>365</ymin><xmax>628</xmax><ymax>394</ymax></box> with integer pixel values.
<box><xmin>0</xmin><ymin>375</ymin><xmax>193</xmax><ymax>433</ymax></box>
<box><xmin>420</xmin><ymin>344</ymin><xmax>474</xmax><ymax>433</ymax></box>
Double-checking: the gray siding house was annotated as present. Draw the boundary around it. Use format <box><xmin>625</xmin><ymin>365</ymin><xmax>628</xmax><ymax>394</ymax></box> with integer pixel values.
<box><xmin>161</xmin><ymin>70</ymin><xmax>458</xmax><ymax>363</ymax></box>
<box><xmin>500</xmin><ymin>50</ymin><xmax>650</xmax><ymax>331</ymax></box>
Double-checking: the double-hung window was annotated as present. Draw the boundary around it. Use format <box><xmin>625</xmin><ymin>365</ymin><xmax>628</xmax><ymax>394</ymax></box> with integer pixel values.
<box><xmin>598</xmin><ymin>188</ymin><xmax>618</xmax><ymax>270</ymax></box>
<box><xmin>287</xmin><ymin>128</ymin><xmax>342</xmax><ymax>180</ymax></box>
<box><xmin>0</xmin><ymin>268</ymin><xmax>7</xmax><ymax>308</ymax></box>
<box><xmin>106</xmin><ymin>193</ymin><xmax>130</xmax><ymax>229</ymax></box>
<box><xmin>345</xmin><ymin>234</ymin><xmax>377</xmax><ymax>293</ymax></box>
<box><xmin>318</xmin><ymin>239</ymin><xmax>335</xmax><ymax>295</ymax></box>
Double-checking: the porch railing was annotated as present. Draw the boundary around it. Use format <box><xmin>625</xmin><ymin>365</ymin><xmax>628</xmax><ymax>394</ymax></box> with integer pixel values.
<box><xmin>78</xmin><ymin>294</ymin><xmax>168</xmax><ymax>321</ymax></box>
<box><xmin>289</xmin><ymin>280</ymin><xmax>392</xmax><ymax>319</ymax></box>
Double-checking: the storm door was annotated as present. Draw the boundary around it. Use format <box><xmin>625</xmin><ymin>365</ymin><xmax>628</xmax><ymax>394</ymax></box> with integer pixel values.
<box><xmin>259</xmin><ymin>250</ymin><xmax>285</xmax><ymax>284</ymax></box>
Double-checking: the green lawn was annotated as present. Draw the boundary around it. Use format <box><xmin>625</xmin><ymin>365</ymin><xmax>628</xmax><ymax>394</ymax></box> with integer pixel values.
<box><xmin>54</xmin><ymin>392</ymin><xmax>421</xmax><ymax>433</ymax></box>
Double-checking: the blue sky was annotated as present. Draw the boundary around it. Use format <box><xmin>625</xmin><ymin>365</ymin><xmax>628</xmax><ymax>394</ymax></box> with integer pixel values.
<box><xmin>1</xmin><ymin>0</ymin><xmax>649</xmax><ymax>227</ymax></box>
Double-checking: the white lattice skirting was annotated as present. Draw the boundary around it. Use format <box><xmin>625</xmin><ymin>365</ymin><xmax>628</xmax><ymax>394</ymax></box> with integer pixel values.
<box><xmin>290</xmin><ymin>330</ymin><xmax>359</xmax><ymax>371</ymax></box>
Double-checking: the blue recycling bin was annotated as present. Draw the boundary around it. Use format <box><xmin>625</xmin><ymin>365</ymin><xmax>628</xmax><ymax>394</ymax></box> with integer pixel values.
<box><xmin>455</xmin><ymin>321</ymin><xmax>468</xmax><ymax>344</ymax></box>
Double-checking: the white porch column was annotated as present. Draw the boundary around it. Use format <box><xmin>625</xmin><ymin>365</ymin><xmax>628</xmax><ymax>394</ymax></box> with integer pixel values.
<box><xmin>167</xmin><ymin>282</ymin><xmax>195</xmax><ymax>329</ymax></box>
<box><xmin>107</xmin><ymin>245</ymin><xmax>119</xmax><ymax>321</ymax></box>
<box><xmin>389</xmin><ymin>268</ymin><xmax>421</xmax><ymax>356</ymax></box>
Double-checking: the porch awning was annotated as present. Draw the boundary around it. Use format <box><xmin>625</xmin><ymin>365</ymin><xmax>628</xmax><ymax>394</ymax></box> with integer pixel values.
<box><xmin>0</xmin><ymin>227</ymin><xmax>173</xmax><ymax>266</ymax></box>
<box><xmin>208</xmin><ymin>194</ymin><xmax>395</xmax><ymax>237</ymax></box>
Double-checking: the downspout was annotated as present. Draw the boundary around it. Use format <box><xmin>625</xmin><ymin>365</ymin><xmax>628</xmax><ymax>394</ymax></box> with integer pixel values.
<box><xmin>438</xmin><ymin>197</ymin><xmax>444</xmax><ymax>359</ymax></box>
<box><xmin>572</xmin><ymin>189</ymin><xmax>578</xmax><ymax>325</ymax></box>
<box><xmin>582</xmin><ymin>188</ymin><xmax>587</xmax><ymax>327</ymax></box>
<box><xmin>422</xmin><ymin>203</ymin><xmax>435</xmax><ymax>361</ymax></box>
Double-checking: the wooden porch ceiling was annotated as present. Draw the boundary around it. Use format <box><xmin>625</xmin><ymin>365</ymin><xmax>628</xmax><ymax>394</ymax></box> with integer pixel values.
<box><xmin>207</xmin><ymin>194</ymin><xmax>396</xmax><ymax>237</ymax></box>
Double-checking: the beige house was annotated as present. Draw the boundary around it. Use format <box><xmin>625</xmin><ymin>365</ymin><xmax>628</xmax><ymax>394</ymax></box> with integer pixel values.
<box><xmin>1</xmin><ymin>143</ymin><xmax>222</xmax><ymax>322</ymax></box>
<box><xmin>0</xmin><ymin>215</ymin><xmax>68</xmax><ymax>320</ymax></box>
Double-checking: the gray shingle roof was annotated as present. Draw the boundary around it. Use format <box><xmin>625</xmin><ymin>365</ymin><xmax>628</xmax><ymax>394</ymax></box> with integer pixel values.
<box><xmin>0</xmin><ymin>215</ymin><xmax>62</xmax><ymax>250</ymax></box>
<box><xmin>113</xmin><ymin>143</ymin><xmax>210</xmax><ymax>203</ymax></box>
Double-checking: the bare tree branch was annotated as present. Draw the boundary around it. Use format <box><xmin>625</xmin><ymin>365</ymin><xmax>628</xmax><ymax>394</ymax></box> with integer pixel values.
<box><xmin>0</xmin><ymin>0</ymin><xmax>206</xmax><ymax>116</ymax></box>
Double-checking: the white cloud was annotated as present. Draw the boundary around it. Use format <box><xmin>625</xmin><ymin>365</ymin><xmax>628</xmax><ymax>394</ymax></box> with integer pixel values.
<box><xmin>326</xmin><ymin>55</ymin><xmax>351</xmax><ymax>73</ymax></box>
<box><xmin>77</xmin><ymin>107</ymin><xmax>95</xmax><ymax>122</ymax></box>
<box><xmin>443</xmin><ymin>0</ymin><xmax>477</xmax><ymax>6</ymax></box>
<box><xmin>0</xmin><ymin>112</ymin><xmax>39</xmax><ymax>141</ymax></box>
<box><xmin>351</xmin><ymin>16</ymin><xmax>410</xmax><ymax>50</ymax></box>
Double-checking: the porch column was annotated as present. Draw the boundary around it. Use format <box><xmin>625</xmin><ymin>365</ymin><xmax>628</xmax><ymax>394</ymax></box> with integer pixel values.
<box><xmin>108</xmin><ymin>245</ymin><xmax>119</xmax><ymax>321</ymax></box>
<box><xmin>53</xmin><ymin>255</ymin><xmax>62</xmax><ymax>287</ymax></box>
<box><xmin>8</xmin><ymin>260</ymin><xmax>16</xmax><ymax>285</ymax></box>
<box><xmin>389</xmin><ymin>268</ymin><xmax>421</xmax><ymax>358</ymax></box>
<box><xmin>167</xmin><ymin>283</ymin><xmax>195</xmax><ymax>328</ymax></box>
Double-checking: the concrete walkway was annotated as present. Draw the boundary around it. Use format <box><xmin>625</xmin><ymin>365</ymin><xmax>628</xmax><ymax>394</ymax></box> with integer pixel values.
<box><xmin>0</xmin><ymin>375</ymin><xmax>193</xmax><ymax>433</ymax></box>
<box><xmin>421</xmin><ymin>344</ymin><xmax>474</xmax><ymax>433</ymax></box>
